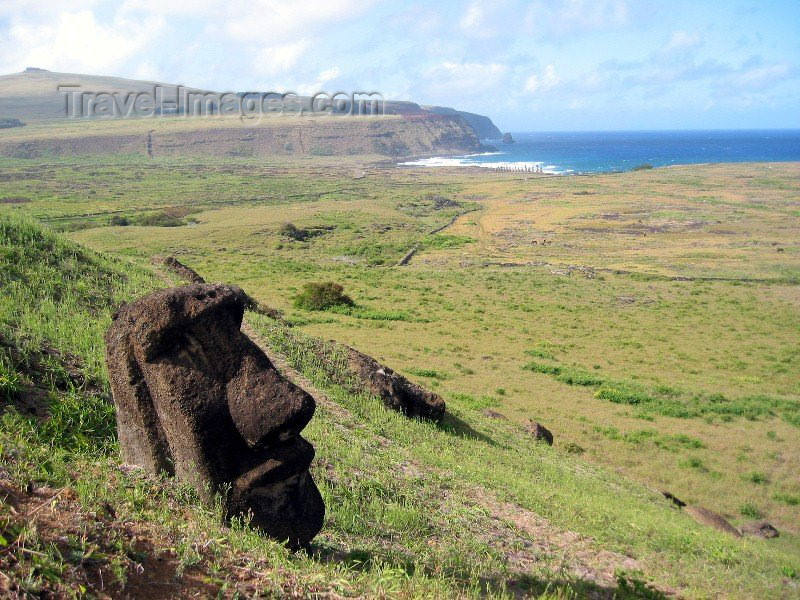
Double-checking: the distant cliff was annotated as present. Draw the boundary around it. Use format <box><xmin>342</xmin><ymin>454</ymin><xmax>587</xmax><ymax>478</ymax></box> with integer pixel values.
<box><xmin>0</xmin><ymin>115</ymin><xmax>487</xmax><ymax>159</ymax></box>
<box><xmin>381</xmin><ymin>100</ymin><xmax>502</xmax><ymax>139</ymax></box>
<box><xmin>419</xmin><ymin>106</ymin><xmax>502</xmax><ymax>139</ymax></box>
<box><xmin>0</xmin><ymin>68</ymin><xmax>500</xmax><ymax>157</ymax></box>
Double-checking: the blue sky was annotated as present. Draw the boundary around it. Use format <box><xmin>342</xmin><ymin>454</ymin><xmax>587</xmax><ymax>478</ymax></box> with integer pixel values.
<box><xmin>1</xmin><ymin>0</ymin><xmax>798</xmax><ymax>130</ymax></box>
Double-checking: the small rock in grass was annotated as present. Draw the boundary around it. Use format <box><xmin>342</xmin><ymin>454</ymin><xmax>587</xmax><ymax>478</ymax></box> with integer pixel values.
<box><xmin>482</xmin><ymin>409</ymin><xmax>508</xmax><ymax>420</ymax></box>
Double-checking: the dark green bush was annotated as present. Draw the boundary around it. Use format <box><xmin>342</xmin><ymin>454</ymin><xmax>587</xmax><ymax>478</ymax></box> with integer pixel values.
<box><xmin>309</xmin><ymin>145</ymin><xmax>334</xmax><ymax>156</ymax></box>
<box><xmin>0</xmin><ymin>118</ymin><xmax>25</xmax><ymax>129</ymax></box>
<box><xmin>522</xmin><ymin>361</ymin><xmax>561</xmax><ymax>375</ymax></box>
<box><xmin>406</xmin><ymin>367</ymin><xmax>449</xmax><ymax>380</ymax></box>
<box><xmin>773</xmin><ymin>492</ymin><xmax>799</xmax><ymax>506</ymax></box>
<box><xmin>294</xmin><ymin>281</ymin><xmax>355</xmax><ymax>311</ymax></box>
<box><xmin>632</xmin><ymin>164</ymin><xmax>654</xmax><ymax>171</ymax></box>
<box><xmin>596</xmin><ymin>385</ymin><xmax>654</xmax><ymax>405</ymax></box>
<box><xmin>740</xmin><ymin>503</ymin><xmax>762</xmax><ymax>518</ymax></box>
<box><xmin>279</xmin><ymin>222</ymin><xmax>310</xmax><ymax>241</ymax></box>
<box><xmin>109</xmin><ymin>215</ymin><xmax>130</xmax><ymax>226</ymax></box>
<box><xmin>556</xmin><ymin>367</ymin><xmax>604</xmax><ymax>386</ymax></box>
<box><xmin>136</xmin><ymin>212</ymin><xmax>185</xmax><ymax>227</ymax></box>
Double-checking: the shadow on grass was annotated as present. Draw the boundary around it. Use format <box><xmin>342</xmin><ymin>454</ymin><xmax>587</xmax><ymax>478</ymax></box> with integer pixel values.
<box><xmin>312</xmin><ymin>544</ymin><xmax>669</xmax><ymax>599</ymax></box>
<box><xmin>435</xmin><ymin>411</ymin><xmax>504</xmax><ymax>448</ymax></box>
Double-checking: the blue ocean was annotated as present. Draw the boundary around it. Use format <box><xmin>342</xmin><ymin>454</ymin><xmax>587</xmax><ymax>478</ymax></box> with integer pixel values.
<box><xmin>400</xmin><ymin>129</ymin><xmax>800</xmax><ymax>174</ymax></box>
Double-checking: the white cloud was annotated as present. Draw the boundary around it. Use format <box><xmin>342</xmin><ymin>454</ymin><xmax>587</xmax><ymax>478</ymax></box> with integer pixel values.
<box><xmin>0</xmin><ymin>9</ymin><xmax>164</xmax><ymax>75</ymax></box>
<box><xmin>524</xmin><ymin>64</ymin><xmax>561</xmax><ymax>94</ymax></box>
<box><xmin>720</xmin><ymin>62</ymin><xmax>798</xmax><ymax>92</ymax></box>
<box><xmin>459</xmin><ymin>3</ymin><xmax>484</xmax><ymax>34</ymax></box>
<box><xmin>252</xmin><ymin>40</ymin><xmax>310</xmax><ymax>78</ymax></box>
<box><xmin>295</xmin><ymin>66</ymin><xmax>342</xmax><ymax>95</ymax></box>
<box><xmin>220</xmin><ymin>0</ymin><xmax>370</xmax><ymax>43</ymax></box>
<box><xmin>524</xmin><ymin>0</ymin><xmax>632</xmax><ymax>38</ymax></box>
<box><xmin>424</xmin><ymin>61</ymin><xmax>508</xmax><ymax>96</ymax></box>
<box><xmin>0</xmin><ymin>0</ymin><xmax>104</xmax><ymax>18</ymax></box>
<box><xmin>130</xmin><ymin>60</ymin><xmax>164</xmax><ymax>82</ymax></box>
<box><xmin>661</xmin><ymin>31</ymin><xmax>703</xmax><ymax>55</ymax></box>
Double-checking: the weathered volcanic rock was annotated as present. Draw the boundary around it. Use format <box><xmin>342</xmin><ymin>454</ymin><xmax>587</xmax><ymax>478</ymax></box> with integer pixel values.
<box><xmin>661</xmin><ymin>491</ymin><xmax>687</xmax><ymax>508</ymax></box>
<box><xmin>482</xmin><ymin>409</ymin><xmax>508</xmax><ymax>420</ymax></box>
<box><xmin>345</xmin><ymin>346</ymin><xmax>445</xmax><ymax>421</ymax></box>
<box><xmin>740</xmin><ymin>521</ymin><xmax>779</xmax><ymax>539</ymax></box>
<box><xmin>525</xmin><ymin>420</ymin><xmax>553</xmax><ymax>445</ymax></box>
<box><xmin>105</xmin><ymin>284</ymin><xmax>324</xmax><ymax>548</ymax></box>
<box><xmin>683</xmin><ymin>506</ymin><xmax>742</xmax><ymax>537</ymax></box>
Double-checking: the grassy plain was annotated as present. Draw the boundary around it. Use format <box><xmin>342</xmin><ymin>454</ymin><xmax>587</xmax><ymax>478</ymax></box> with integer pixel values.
<box><xmin>1</xmin><ymin>156</ymin><xmax>799</xmax><ymax>597</ymax></box>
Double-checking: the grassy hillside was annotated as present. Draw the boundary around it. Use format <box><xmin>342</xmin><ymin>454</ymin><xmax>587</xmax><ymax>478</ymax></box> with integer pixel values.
<box><xmin>1</xmin><ymin>159</ymin><xmax>799</xmax><ymax>597</ymax></box>
<box><xmin>0</xmin><ymin>69</ymin><xmax>500</xmax><ymax>157</ymax></box>
<box><xmin>0</xmin><ymin>69</ymin><xmax>180</xmax><ymax>120</ymax></box>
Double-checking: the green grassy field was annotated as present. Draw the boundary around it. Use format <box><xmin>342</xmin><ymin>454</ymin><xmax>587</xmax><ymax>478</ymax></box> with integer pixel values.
<box><xmin>1</xmin><ymin>156</ymin><xmax>799</xmax><ymax>598</ymax></box>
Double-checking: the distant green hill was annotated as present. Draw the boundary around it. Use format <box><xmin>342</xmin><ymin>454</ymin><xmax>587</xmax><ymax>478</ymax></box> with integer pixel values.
<box><xmin>0</xmin><ymin>68</ymin><xmax>502</xmax><ymax>139</ymax></box>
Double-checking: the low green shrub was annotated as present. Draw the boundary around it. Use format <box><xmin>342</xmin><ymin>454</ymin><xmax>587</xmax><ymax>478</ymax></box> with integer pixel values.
<box><xmin>522</xmin><ymin>352</ymin><xmax>800</xmax><ymax>427</ymax></box>
<box><xmin>522</xmin><ymin>360</ymin><xmax>561</xmax><ymax>375</ymax></box>
<box><xmin>109</xmin><ymin>215</ymin><xmax>130</xmax><ymax>226</ymax></box>
<box><xmin>406</xmin><ymin>367</ymin><xmax>449</xmax><ymax>380</ymax></box>
<box><xmin>555</xmin><ymin>367</ymin><xmax>604</xmax><ymax>386</ymax></box>
<box><xmin>773</xmin><ymin>492</ymin><xmax>800</xmax><ymax>506</ymax></box>
<box><xmin>309</xmin><ymin>145</ymin><xmax>334</xmax><ymax>156</ymax></box>
<box><xmin>424</xmin><ymin>235</ymin><xmax>475</xmax><ymax>250</ymax></box>
<box><xmin>293</xmin><ymin>281</ymin><xmax>355</xmax><ymax>311</ymax></box>
<box><xmin>524</xmin><ymin>348</ymin><xmax>556</xmax><ymax>360</ymax></box>
<box><xmin>596</xmin><ymin>385</ymin><xmax>654</xmax><ymax>405</ymax></box>
<box><xmin>740</xmin><ymin>503</ymin><xmax>762</xmax><ymax>519</ymax></box>
<box><xmin>327</xmin><ymin>305</ymin><xmax>411</xmax><ymax>321</ymax></box>
<box><xmin>594</xmin><ymin>425</ymin><xmax>704</xmax><ymax>450</ymax></box>
<box><xmin>136</xmin><ymin>212</ymin><xmax>185</xmax><ymax>227</ymax></box>
<box><xmin>279</xmin><ymin>222</ymin><xmax>310</xmax><ymax>241</ymax></box>
<box><xmin>0</xmin><ymin>118</ymin><xmax>25</xmax><ymax>129</ymax></box>
<box><xmin>744</xmin><ymin>471</ymin><xmax>768</xmax><ymax>485</ymax></box>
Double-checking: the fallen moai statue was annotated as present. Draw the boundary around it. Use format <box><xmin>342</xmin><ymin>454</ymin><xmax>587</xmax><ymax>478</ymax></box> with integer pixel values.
<box><xmin>105</xmin><ymin>284</ymin><xmax>324</xmax><ymax>548</ymax></box>
<box><xmin>740</xmin><ymin>521</ymin><xmax>779</xmax><ymax>539</ymax></box>
<box><xmin>525</xmin><ymin>420</ymin><xmax>553</xmax><ymax>445</ymax></box>
<box><xmin>150</xmin><ymin>255</ymin><xmax>206</xmax><ymax>284</ymax></box>
<box><xmin>344</xmin><ymin>345</ymin><xmax>446</xmax><ymax>422</ymax></box>
<box><xmin>683</xmin><ymin>505</ymin><xmax>742</xmax><ymax>538</ymax></box>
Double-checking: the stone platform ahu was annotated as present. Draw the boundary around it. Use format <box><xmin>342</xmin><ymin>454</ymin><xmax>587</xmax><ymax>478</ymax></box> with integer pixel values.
<box><xmin>105</xmin><ymin>284</ymin><xmax>324</xmax><ymax>548</ymax></box>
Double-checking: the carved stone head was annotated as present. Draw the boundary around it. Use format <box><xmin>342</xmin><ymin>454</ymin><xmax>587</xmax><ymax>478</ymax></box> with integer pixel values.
<box><xmin>105</xmin><ymin>284</ymin><xmax>324</xmax><ymax>547</ymax></box>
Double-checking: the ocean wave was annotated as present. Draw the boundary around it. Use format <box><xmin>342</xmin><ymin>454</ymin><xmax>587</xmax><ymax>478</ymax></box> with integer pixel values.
<box><xmin>398</xmin><ymin>157</ymin><xmax>473</xmax><ymax>167</ymax></box>
<box><xmin>461</xmin><ymin>151</ymin><xmax>505</xmax><ymax>157</ymax></box>
<box><xmin>399</xmin><ymin>155</ymin><xmax>565</xmax><ymax>174</ymax></box>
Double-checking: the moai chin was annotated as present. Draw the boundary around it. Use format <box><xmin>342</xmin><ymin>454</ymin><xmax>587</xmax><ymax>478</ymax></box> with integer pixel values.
<box><xmin>105</xmin><ymin>284</ymin><xmax>325</xmax><ymax>548</ymax></box>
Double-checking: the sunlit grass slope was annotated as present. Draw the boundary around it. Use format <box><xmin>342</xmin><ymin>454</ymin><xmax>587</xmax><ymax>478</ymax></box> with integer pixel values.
<box><xmin>1</xmin><ymin>215</ymin><xmax>799</xmax><ymax>597</ymax></box>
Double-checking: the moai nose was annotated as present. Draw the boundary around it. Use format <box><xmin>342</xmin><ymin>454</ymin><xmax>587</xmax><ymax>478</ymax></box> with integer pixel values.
<box><xmin>226</xmin><ymin>345</ymin><xmax>316</xmax><ymax>448</ymax></box>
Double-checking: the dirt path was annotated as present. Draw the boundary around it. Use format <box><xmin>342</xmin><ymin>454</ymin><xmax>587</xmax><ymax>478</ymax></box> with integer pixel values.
<box><xmin>397</xmin><ymin>207</ymin><xmax>480</xmax><ymax>266</ymax></box>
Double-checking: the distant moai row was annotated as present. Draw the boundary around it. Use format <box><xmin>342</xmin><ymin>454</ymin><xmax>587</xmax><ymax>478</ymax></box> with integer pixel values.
<box><xmin>495</xmin><ymin>164</ymin><xmax>544</xmax><ymax>173</ymax></box>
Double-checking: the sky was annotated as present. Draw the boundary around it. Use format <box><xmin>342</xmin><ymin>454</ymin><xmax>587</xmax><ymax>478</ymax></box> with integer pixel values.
<box><xmin>1</xmin><ymin>0</ymin><xmax>799</xmax><ymax>131</ymax></box>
